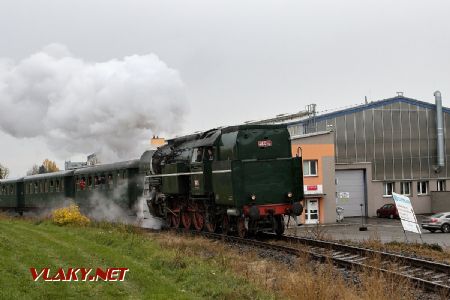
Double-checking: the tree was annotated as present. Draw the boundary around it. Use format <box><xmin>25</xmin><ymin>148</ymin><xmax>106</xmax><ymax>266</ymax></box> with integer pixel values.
<box><xmin>42</xmin><ymin>159</ymin><xmax>59</xmax><ymax>173</ymax></box>
<box><xmin>27</xmin><ymin>164</ymin><xmax>40</xmax><ymax>176</ymax></box>
<box><xmin>0</xmin><ymin>164</ymin><xmax>9</xmax><ymax>179</ymax></box>
<box><xmin>26</xmin><ymin>159</ymin><xmax>60</xmax><ymax>176</ymax></box>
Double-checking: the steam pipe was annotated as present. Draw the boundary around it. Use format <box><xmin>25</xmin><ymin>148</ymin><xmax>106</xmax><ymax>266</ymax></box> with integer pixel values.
<box><xmin>434</xmin><ymin>91</ymin><xmax>445</xmax><ymax>169</ymax></box>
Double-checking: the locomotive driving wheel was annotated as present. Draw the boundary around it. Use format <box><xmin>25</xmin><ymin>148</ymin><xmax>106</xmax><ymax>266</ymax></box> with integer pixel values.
<box><xmin>192</xmin><ymin>202</ymin><xmax>205</xmax><ymax>231</ymax></box>
<box><xmin>170</xmin><ymin>201</ymin><xmax>181</xmax><ymax>228</ymax></box>
<box><xmin>171</xmin><ymin>211</ymin><xmax>181</xmax><ymax>228</ymax></box>
<box><xmin>181</xmin><ymin>207</ymin><xmax>192</xmax><ymax>229</ymax></box>
<box><xmin>222</xmin><ymin>214</ymin><xmax>230</xmax><ymax>235</ymax></box>
<box><xmin>237</xmin><ymin>217</ymin><xmax>247</xmax><ymax>238</ymax></box>
<box><xmin>205</xmin><ymin>213</ymin><xmax>217</xmax><ymax>233</ymax></box>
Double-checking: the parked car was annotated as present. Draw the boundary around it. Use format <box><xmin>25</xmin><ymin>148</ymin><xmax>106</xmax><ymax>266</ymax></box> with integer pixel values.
<box><xmin>421</xmin><ymin>212</ymin><xmax>450</xmax><ymax>233</ymax></box>
<box><xmin>376</xmin><ymin>203</ymin><xmax>399</xmax><ymax>219</ymax></box>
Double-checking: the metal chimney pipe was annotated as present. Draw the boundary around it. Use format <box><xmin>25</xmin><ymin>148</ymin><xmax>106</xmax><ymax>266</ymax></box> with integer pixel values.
<box><xmin>434</xmin><ymin>91</ymin><xmax>445</xmax><ymax>168</ymax></box>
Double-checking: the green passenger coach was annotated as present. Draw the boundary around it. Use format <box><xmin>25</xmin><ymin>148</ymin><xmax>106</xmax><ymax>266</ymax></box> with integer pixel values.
<box><xmin>23</xmin><ymin>170</ymin><xmax>75</xmax><ymax>211</ymax></box>
<box><xmin>73</xmin><ymin>160</ymin><xmax>142</xmax><ymax>212</ymax></box>
<box><xmin>0</xmin><ymin>178</ymin><xmax>24</xmax><ymax>213</ymax></box>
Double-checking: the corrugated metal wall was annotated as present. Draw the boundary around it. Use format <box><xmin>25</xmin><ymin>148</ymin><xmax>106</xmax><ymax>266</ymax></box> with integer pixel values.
<box><xmin>291</xmin><ymin>101</ymin><xmax>449</xmax><ymax>181</ymax></box>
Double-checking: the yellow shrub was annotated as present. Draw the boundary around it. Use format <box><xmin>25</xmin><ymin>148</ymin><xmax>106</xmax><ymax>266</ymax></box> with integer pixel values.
<box><xmin>52</xmin><ymin>204</ymin><xmax>90</xmax><ymax>226</ymax></box>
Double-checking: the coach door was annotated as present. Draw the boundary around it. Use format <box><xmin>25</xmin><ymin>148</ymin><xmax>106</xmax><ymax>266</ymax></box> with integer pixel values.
<box><xmin>16</xmin><ymin>181</ymin><xmax>24</xmax><ymax>212</ymax></box>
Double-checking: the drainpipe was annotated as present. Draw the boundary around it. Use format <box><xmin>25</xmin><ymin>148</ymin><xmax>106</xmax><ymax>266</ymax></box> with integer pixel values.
<box><xmin>434</xmin><ymin>91</ymin><xmax>445</xmax><ymax>172</ymax></box>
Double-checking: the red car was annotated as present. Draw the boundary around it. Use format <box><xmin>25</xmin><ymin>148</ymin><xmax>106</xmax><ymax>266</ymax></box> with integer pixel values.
<box><xmin>376</xmin><ymin>204</ymin><xmax>399</xmax><ymax>219</ymax></box>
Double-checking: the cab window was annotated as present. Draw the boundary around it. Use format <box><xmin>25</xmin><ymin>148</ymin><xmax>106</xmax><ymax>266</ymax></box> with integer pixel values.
<box><xmin>205</xmin><ymin>147</ymin><xmax>214</xmax><ymax>161</ymax></box>
<box><xmin>192</xmin><ymin>148</ymin><xmax>204</xmax><ymax>162</ymax></box>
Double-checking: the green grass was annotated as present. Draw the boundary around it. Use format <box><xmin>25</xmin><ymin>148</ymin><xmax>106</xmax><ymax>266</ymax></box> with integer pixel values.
<box><xmin>0</xmin><ymin>218</ymin><xmax>271</xmax><ymax>300</ymax></box>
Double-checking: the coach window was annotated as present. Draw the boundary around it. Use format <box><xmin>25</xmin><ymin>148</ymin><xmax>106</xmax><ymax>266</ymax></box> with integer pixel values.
<box><xmin>9</xmin><ymin>185</ymin><xmax>13</xmax><ymax>195</ymax></box>
<box><xmin>55</xmin><ymin>180</ymin><xmax>60</xmax><ymax>192</ymax></box>
<box><xmin>108</xmin><ymin>174</ymin><xmax>113</xmax><ymax>189</ymax></box>
<box><xmin>80</xmin><ymin>177</ymin><xmax>86</xmax><ymax>190</ymax></box>
<box><xmin>94</xmin><ymin>176</ymin><xmax>99</xmax><ymax>188</ymax></box>
<box><xmin>88</xmin><ymin>176</ymin><xmax>92</xmax><ymax>189</ymax></box>
<box><xmin>44</xmin><ymin>181</ymin><xmax>48</xmax><ymax>193</ymax></box>
<box><xmin>50</xmin><ymin>180</ymin><xmax>54</xmax><ymax>192</ymax></box>
<box><xmin>34</xmin><ymin>182</ymin><xmax>38</xmax><ymax>193</ymax></box>
<box><xmin>100</xmin><ymin>174</ymin><xmax>106</xmax><ymax>184</ymax></box>
<box><xmin>40</xmin><ymin>182</ymin><xmax>44</xmax><ymax>193</ymax></box>
<box><xmin>122</xmin><ymin>171</ymin><xmax>126</xmax><ymax>180</ymax></box>
<box><xmin>61</xmin><ymin>179</ymin><xmax>64</xmax><ymax>191</ymax></box>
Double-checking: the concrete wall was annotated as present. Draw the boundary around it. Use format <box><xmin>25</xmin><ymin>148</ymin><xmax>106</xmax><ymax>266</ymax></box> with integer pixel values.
<box><xmin>291</xmin><ymin>131</ymin><xmax>336</xmax><ymax>223</ymax></box>
<box><xmin>321</xmin><ymin>156</ymin><xmax>337</xmax><ymax>222</ymax></box>
<box><xmin>335</xmin><ymin>165</ymin><xmax>444</xmax><ymax>216</ymax></box>
<box><xmin>431</xmin><ymin>191</ymin><xmax>450</xmax><ymax>212</ymax></box>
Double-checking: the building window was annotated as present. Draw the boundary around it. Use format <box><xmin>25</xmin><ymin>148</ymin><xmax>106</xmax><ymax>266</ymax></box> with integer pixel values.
<box><xmin>417</xmin><ymin>181</ymin><xmax>428</xmax><ymax>195</ymax></box>
<box><xmin>383</xmin><ymin>182</ymin><xmax>395</xmax><ymax>197</ymax></box>
<box><xmin>400</xmin><ymin>182</ymin><xmax>411</xmax><ymax>196</ymax></box>
<box><xmin>437</xmin><ymin>180</ymin><xmax>446</xmax><ymax>192</ymax></box>
<box><xmin>303</xmin><ymin>160</ymin><xmax>318</xmax><ymax>176</ymax></box>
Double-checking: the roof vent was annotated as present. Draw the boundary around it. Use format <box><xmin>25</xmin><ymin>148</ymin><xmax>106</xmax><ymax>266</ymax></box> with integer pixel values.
<box><xmin>396</xmin><ymin>92</ymin><xmax>404</xmax><ymax>97</ymax></box>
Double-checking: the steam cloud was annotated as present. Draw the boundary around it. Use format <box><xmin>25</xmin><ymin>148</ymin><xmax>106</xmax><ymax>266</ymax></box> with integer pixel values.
<box><xmin>0</xmin><ymin>44</ymin><xmax>187</xmax><ymax>162</ymax></box>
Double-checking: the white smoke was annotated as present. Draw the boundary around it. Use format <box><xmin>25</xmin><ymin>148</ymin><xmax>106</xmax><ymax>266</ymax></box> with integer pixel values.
<box><xmin>85</xmin><ymin>182</ymin><xmax>164</xmax><ymax>229</ymax></box>
<box><xmin>0</xmin><ymin>44</ymin><xmax>187</xmax><ymax>162</ymax></box>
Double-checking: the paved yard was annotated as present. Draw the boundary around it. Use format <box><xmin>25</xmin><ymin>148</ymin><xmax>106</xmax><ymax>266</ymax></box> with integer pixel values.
<box><xmin>285</xmin><ymin>216</ymin><xmax>450</xmax><ymax>248</ymax></box>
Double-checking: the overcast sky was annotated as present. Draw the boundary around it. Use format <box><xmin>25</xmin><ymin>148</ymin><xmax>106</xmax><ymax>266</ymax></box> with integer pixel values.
<box><xmin>1</xmin><ymin>0</ymin><xmax>450</xmax><ymax>177</ymax></box>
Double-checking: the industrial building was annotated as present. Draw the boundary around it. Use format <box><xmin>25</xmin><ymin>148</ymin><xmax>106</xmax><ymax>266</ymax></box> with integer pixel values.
<box><xmin>254</xmin><ymin>92</ymin><xmax>450</xmax><ymax>221</ymax></box>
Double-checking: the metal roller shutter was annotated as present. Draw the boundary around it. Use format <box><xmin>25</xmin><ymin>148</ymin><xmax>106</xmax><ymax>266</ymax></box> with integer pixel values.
<box><xmin>335</xmin><ymin>170</ymin><xmax>365</xmax><ymax>217</ymax></box>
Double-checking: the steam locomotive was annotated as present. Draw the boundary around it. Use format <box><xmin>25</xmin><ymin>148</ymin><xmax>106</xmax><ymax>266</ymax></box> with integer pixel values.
<box><xmin>0</xmin><ymin>124</ymin><xmax>304</xmax><ymax>237</ymax></box>
<box><xmin>144</xmin><ymin>124</ymin><xmax>304</xmax><ymax>237</ymax></box>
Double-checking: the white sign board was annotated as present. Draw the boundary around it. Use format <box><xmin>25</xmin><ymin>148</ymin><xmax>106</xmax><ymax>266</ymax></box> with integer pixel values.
<box><xmin>392</xmin><ymin>193</ymin><xmax>421</xmax><ymax>234</ymax></box>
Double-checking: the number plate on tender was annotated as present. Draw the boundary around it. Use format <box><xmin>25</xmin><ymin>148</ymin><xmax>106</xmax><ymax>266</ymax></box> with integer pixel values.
<box><xmin>257</xmin><ymin>140</ymin><xmax>272</xmax><ymax>148</ymax></box>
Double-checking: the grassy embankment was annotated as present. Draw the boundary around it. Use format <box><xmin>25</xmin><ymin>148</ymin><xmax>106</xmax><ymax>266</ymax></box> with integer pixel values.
<box><xmin>0</xmin><ymin>214</ymin><xmax>433</xmax><ymax>300</ymax></box>
<box><xmin>0</xmin><ymin>217</ymin><xmax>267</xmax><ymax>299</ymax></box>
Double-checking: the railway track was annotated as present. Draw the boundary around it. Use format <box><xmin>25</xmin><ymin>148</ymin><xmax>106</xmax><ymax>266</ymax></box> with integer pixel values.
<box><xmin>279</xmin><ymin>234</ymin><xmax>450</xmax><ymax>295</ymax></box>
<box><xmin>170</xmin><ymin>229</ymin><xmax>450</xmax><ymax>295</ymax></box>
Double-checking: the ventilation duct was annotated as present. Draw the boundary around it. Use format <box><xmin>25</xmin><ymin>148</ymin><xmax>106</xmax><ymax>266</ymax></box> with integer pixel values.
<box><xmin>434</xmin><ymin>91</ymin><xmax>445</xmax><ymax>171</ymax></box>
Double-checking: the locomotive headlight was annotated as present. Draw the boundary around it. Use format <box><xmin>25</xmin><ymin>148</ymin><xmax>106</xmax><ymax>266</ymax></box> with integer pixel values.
<box><xmin>287</xmin><ymin>192</ymin><xmax>293</xmax><ymax>198</ymax></box>
<box><xmin>251</xmin><ymin>194</ymin><xmax>256</xmax><ymax>201</ymax></box>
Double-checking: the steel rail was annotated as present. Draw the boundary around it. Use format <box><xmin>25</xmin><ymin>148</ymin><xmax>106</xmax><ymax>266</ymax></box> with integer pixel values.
<box><xmin>280</xmin><ymin>234</ymin><xmax>450</xmax><ymax>275</ymax></box>
<box><xmin>170</xmin><ymin>229</ymin><xmax>450</xmax><ymax>295</ymax></box>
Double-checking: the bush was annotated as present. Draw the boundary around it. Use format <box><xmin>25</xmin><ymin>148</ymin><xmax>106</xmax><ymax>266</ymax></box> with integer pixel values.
<box><xmin>52</xmin><ymin>204</ymin><xmax>90</xmax><ymax>226</ymax></box>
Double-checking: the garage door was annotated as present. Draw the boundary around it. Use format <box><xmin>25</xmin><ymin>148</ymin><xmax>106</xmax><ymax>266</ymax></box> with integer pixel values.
<box><xmin>335</xmin><ymin>170</ymin><xmax>365</xmax><ymax>217</ymax></box>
